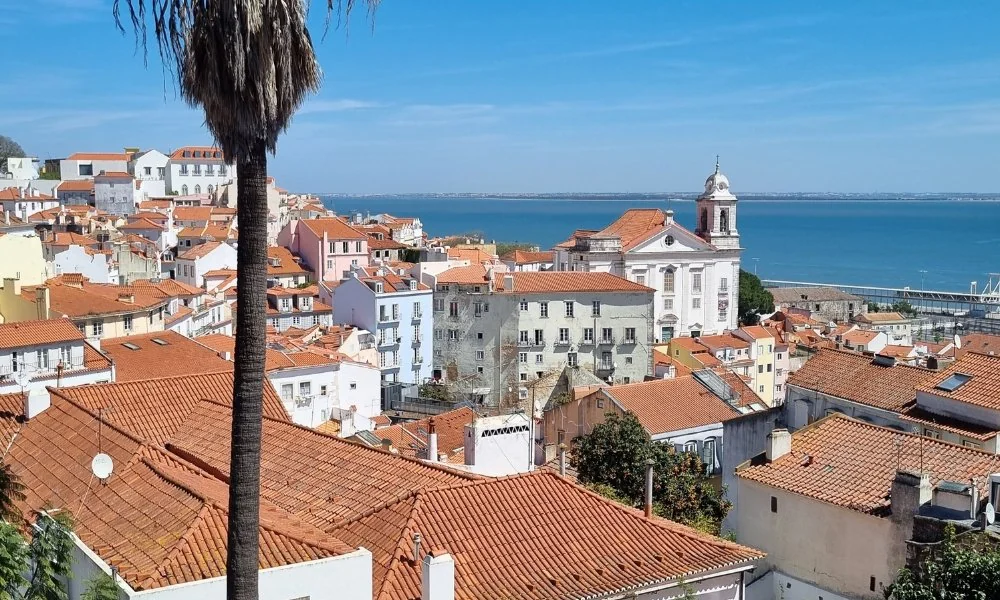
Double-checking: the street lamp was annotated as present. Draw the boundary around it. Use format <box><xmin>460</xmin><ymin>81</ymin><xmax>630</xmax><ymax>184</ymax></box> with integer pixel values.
<box><xmin>752</xmin><ymin>258</ymin><xmax>760</xmax><ymax>276</ymax></box>
<box><xmin>919</xmin><ymin>270</ymin><xmax>928</xmax><ymax>291</ymax></box>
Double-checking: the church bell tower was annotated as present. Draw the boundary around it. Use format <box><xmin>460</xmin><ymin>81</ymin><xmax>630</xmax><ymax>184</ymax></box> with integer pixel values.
<box><xmin>695</xmin><ymin>158</ymin><xmax>740</xmax><ymax>250</ymax></box>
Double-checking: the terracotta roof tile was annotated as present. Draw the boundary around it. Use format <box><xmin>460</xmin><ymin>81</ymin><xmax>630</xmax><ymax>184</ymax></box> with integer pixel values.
<box><xmin>56</xmin><ymin>179</ymin><xmax>95</xmax><ymax>192</ymax></box>
<box><xmin>436</xmin><ymin>264</ymin><xmax>490</xmax><ymax>285</ymax></box>
<box><xmin>842</xmin><ymin>329</ymin><xmax>880</xmax><ymax>345</ymax></box>
<box><xmin>787</xmin><ymin>348</ymin><xmax>932</xmax><ymax>412</ymax></box>
<box><xmin>165</xmin><ymin>400</ymin><xmax>473</xmax><ymax>528</ymax></box>
<box><xmin>51</xmin><ymin>372</ymin><xmax>289</xmax><ymax>445</ymax></box>
<box><xmin>299</xmin><ymin>217</ymin><xmax>367</xmax><ymax>240</ymax></box>
<box><xmin>958</xmin><ymin>333</ymin><xmax>1000</xmax><ymax>358</ymax></box>
<box><xmin>100</xmin><ymin>331</ymin><xmax>233</xmax><ymax>382</ymax></box>
<box><xmin>737</xmin><ymin>414</ymin><xmax>1000</xmax><ymax>515</ymax></box>
<box><xmin>178</xmin><ymin>240</ymin><xmax>226</xmax><ymax>259</ymax></box>
<box><xmin>879</xmin><ymin>345</ymin><xmax>917</xmax><ymax>359</ymax></box>
<box><xmin>267</xmin><ymin>246</ymin><xmax>310</xmax><ymax>276</ymax></box>
<box><xmin>50</xmin><ymin>232</ymin><xmax>99</xmax><ymax>246</ymax></box>
<box><xmin>739</xmin><ymin>326</ymin><xmax>773</xmax><ymax>340</ymax></box>
<box><xmin>67</xmin><ymin>152</ymin><xmax>129</xmax><ymax>161</ymax></box>
<box><xmin>857</xmin><ymin>312</ymin><xmax>907</xmax><ymax>323</ymax></box>
<box><xmin>0</xmin><ymin>318</ymin><xmax>83</xmax><ymax>349</ymax></box>
<box><xmin>332</xmin><ymin>472</ymin><xmax>763</xmax><ymax>600</ymax></box>
<box><xmin>172</xmin><ymin>206</ymin><xmax>213</xmax><ymax>222</ymax></box>
<box><xmin>377</xmin><ymin>407</ymin><xmax>476</xmax><ymax>460</ymax></box>
<box><xmin>916</xmin><ymin>352</ymin><xmax>1000</xmax><ymax>411</ymax></box>
<box><xmin>168</xmin><ymin>146</ymin><xmax>225</xmax><ymax>160</ymax></box>
<box><xmin>502</xmin><ymin>249</ymin><xmax>555</xmax><ymax>264</ymax></box>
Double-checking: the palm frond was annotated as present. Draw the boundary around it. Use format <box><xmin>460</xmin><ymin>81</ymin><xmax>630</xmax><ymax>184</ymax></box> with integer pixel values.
<box><xmin>114</xmin><ymin>0</ymin><xmax>379</xmax><ymax>160</ymax></box>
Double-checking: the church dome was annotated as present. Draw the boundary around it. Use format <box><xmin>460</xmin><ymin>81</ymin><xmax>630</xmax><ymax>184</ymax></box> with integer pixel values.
<box><xmin>704</xmin><ymin>159</ymin><xmax>730</xmax><ymax>194</ymax></box>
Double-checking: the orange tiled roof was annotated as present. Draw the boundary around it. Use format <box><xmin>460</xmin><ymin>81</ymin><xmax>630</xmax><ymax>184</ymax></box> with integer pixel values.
<box><xmin>138</xmin><ymin>199</ymin><xmax>171</xmax><ymax>210</ymax></box>
<box><xmin>857</xmin><ymin>311</ymin><xmax>907</xmax><ymax>323</ymax></box>
<box><xmin>0</xmin><ymin>318</ymin><xmax>83</xmax><ymax>349</ymax></box>
<box><xmin>697</xmin><ymin>334</ymin><xmax>751</xmax><ymax>351</ymax></box>
<box><xmin>601</xmin><ymin>373</ymin><xmax>755</xmax><ymax>436</ymax></box>
<box><xmin>50</xmin><ymin>232</ymin><xmax>99</xmax><ymax>246</ymax></box>
<box><xmin>787</xmin><ymin>348</ymin><xmax>932</xmax><ymax>412</ymax></box>
<box><xmin>332</xmin><ymin>471</ymin><xmax>763</xmax><ymax>600</ymax></box>
<box><xmin>958</xmin><ymin>333</ymin><xmax>1000</xmax><ymax>358</ymax></box>
<box><xmin>119</xmin><ymin>217</ymin><xmax>165</xmax><ymax>231</ymax></box>
<box><xmin>497</xmin><ymin>271</ymin><xmax>654</xmax><ymax>294</ymax></box>
<box><xmin>377</xmin><ymin>407</ymin><xmax>476</xmax><ymax>460</ymax></box>
<box><xmin>168</xmin><ymin>146</ymin><xmax>225</xmax><ymax>160</ymax></box>
<box><xmin>299</xmin><ymin>217</ymin><xmax>367</xmax><ymax>240</ymax></box>
<box><xmin>842</xmin><ymin>329</ymin><xmax>880</xmax><ymax>345</ymax></box>
<box><xmin>178</xmin><ymin>240</ymin><xmax>228</xmax><ymax>259</ymax></box>
<box><xmin>165</xmin><ymin>400</ymin><xmax>474</xmax><ymax>528</ymax></box>
<box><xmin>367</xmin><ymin>236</ymin><xmax>407</xmax><ymax>250</ymax></box>
<box><xmin>436</xmin><ymin>264</ymin><xmax>490</xmax><ymax>285</ymax></box>
<box><xmin>51</xmin><ymin>372</ymin><xmax>289</xmax><ymax>444</ymax></box>
<box><xmin>879</xmin><ymin>345</ymin><xmax>917</xmax><ymax>359</ymax></box>
<box><xmin>100</xmin><ymin>331</ymin><xmax>233</xmax><ymax>382</ymax></box>
<box><xmin>899</xmin><ymin>405</ymin><xmax>999</xmax><ymax>441</ymax></box>
<box><xmin>652</xmin><ymin>349</ymin><xmax>694</xmax><ymax>377</ymax></box>
<box><xmin>739</xmin><ymin>326</ymin><xmax>772</xmax><ymax>340</ymax></box>
<box><xmin>56</xmin><ymin>179</ymin><xmax>94</xmax><ymax>192</ymax></box>
<box><xmin>172</xmin><ymin>206</ymin><xmax>213</xmax><ymax>222</ymax></box>
<box><xmin>267</xmin><ymin>246</ymin><xmax>310</xmax><ymax>276</ymax></box>
<box><xmin>22</xmin><ymin>277</ymin><xmax>170</xmax><ymax>318</ymax></box>
<box><xmin>446</xmin><ymin>247</ymin><xmax>494</xmax><ymax>263</ymax></box>
<box><xmin>502</xmin><ymin>249</ymin><xmax>555</xmax><ymax>264</ymax></box>
<box><xmin>66</xmin><ymin>152</ymin><xmax>128</xmax><ymax>161</ymax></box>
<box><xmin>737</xmin><ymin>414</ymin><xmax>1000</xmax><ymax>515</ymax></box>
<box><xmin>916</xmin><ymin>352</ymin><xmax>1000</xmax><ymax>411</ymax></box>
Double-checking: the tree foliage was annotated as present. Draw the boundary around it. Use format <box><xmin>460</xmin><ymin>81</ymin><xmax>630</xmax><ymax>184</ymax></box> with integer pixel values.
<box><xmin>0</xmin><ymin>462</ymin><xmax>26</xmax><ymax>523</ymax></box>
<box><xmin>572</xmin><ymin>412</ymin><xmax>730</xmax><ymax>532</ymax></box>
<box><xmin>891</xmin><ymin>300</ymin><xmax>918</xmax><ymax>317</ymax></box>
<box><xmin>738</xmin><ymin>269</ymin><xmax>773</xmax><ymax>325</ymax></box>
<box><xmin>419</xmin><ymin>382</ymin><xmax>453</xmax><ymax>403</ymax></box>
<box><xmin>0</xmin><ymin>136</ymin><xmax>25</xmax><ymax>173</ymax></box>
<box><xmin>885</xmin><ymin>525</ymin><xmax>1000</xmax><ymax>600</ymax></box>
<box><xmin>81</xmin><ymin>572</ymin><xmax>121</xmax><ymax>600</ymax></box>
<box><xmin>495</xmin><ymin>242</ymin><xmax>535</xmax><ymax>258</ymax></box>
<box><xmin>0</xmin><ymin>511</ymin><xmax>76</xmax><ymax>600</ymax></box>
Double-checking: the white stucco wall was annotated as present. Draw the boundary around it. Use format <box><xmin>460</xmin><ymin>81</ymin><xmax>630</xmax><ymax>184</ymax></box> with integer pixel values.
<box><xmin>51</xmin><ymin>245</ymin><xmax>113</xmax><ymax>283</ymax></box>
<box><xmin>0</xmin><ymin>234</ymin><xmax>47</xmax><ymax>285</ymax></box>
<box><xmin>176</xmin><ymin>243</ymin><xmax>238</xmax><ymax>288</ymax></box>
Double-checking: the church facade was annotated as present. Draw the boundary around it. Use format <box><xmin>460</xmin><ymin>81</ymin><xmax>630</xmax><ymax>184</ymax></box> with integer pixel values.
<box><xmin>552</xmin><ymin>162</ymin><xmax>742</xmax><ymax>339</ymax></box>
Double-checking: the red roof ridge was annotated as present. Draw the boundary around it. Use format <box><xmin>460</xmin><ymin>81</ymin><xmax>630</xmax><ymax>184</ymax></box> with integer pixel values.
<box><xmin>45</xmin><ymin>386</ymin><xmax>148</xmax><ymax>447</ymax></box>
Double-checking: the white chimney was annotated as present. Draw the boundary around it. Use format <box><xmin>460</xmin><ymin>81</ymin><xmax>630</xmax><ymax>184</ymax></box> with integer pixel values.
<box><xmin>558</xmin><ymin>443</ymin><xmax>567</xmax><ymax>476</ymax></box>
<box><xmin>644</xmin><ymin>458</ymin><xmax>654</xmax><ymax>518</ymax></box>
<box><xmin>421</xmin><ymin>551</ymin><xmax>455</xmax><ymax>600</ymax></box>
<box><xmin>23</xmin><ymin>388</ymin><xmax>51</xmax><ymax>420</ymax></box>
<box><xmin>766</xmin><ymin>428</ymin><xmax>792</xmax><ymax>462</ymax></box>
<box><xmin>427</xmin><ymin>417</ymin><xmax>438</xmax><ymax>462</ymax></box>
<box><xmin>503</xmin><ymin>274</ymin><xmax>514</xmax><ymax>291</ymax></box>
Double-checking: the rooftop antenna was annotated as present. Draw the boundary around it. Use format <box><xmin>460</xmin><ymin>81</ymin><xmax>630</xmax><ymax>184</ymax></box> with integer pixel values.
<box><xmin>90</xmin><ymin>407</ymin><xmax>114</xmax><ymax>483</ymax></box>
<box><xmin>913</xmin><ymin>427</ymin><xmax>924</xmax><ymax>474</ymax></box>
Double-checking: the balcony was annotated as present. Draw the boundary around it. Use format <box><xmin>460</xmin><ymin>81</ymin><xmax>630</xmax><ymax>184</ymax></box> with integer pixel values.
<box><xmin>412</xmin><ymin>312</ymin><xmax>422</xmax><ymax>323</ymax></box>
<box><xmin>414</xmin><ymin>355</ymin><xmax>424</xmax><ymax>364</ymax></box>
<box><xmin>412</xmin><ymin>337</ymin><xmax>422</xmax><ymax>347</ymax></box>
<box><xmin>620</xmin><ymin>337</ymin><xmax>637</xmax><ymax>346</ymax></box>
<box><xmin>379</xmin><ymin>314</ymin><xmax>400</xmax><ymax>324</ymax></box>
<box><xmin>554</xmin><ymin>338</ymin><xmax>572</xmax><ymax>347</ymax></box>
<box><xmin>378</xmin><ymin>336</ymin><xmax>398</xmax><ymax>348</ymax></box>
<box><xmin>598</xmin><ymin>337</ymin><xmax>615</xmax><ymax>346</ymax></box>
<box><xmin>517</xmin><ymin>339</ymin><xmax>531</xmax><ymax>347</ymax></box>
<box><xmin>579</xmin><ymin>337</ymin><xmax>595</xmax><ymax>346</ymax></box>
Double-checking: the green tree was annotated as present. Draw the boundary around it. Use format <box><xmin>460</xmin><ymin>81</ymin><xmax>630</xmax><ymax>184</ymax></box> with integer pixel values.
<box><xmin>495</xmin><ymin>242</ymin><xmax>534</xmax><ymax>258</ymax></box>
<box><xmin>419</xmin><ymin>382</ymin><xmax>453</xmax><ymax>403</ymax></box>
<box><xmin>0</xmin><ymin>511</ymin><xmax>75</xmax><ymax>600</ymax></box>
<box><xmin>0</xmin><ymin>522</ymin><xmax>29</xmax><ymax>600</ymax></box>
<box><xmin>572</xmin><ymin>412</ymin><xmax>730</xmax><ymax>532</ymax></box>
<box><xmin>890</xmin><ymin>300</ymin><xmax>918</xmax><ymax>317</ymax></box>
<box><xmin>0</xmin><ymin>462</ymin><xmax>25</xmax><ymax>523</ymax></box>
<box><xmin>116</xmin><ymin>1</ymin><xmax>378</xmax><ymax>598</ymax></box>
<box><xmin>738</xmin><ymin>269</ymin><xmax>774</xmax><ymax>325</ymax></box>
<box><xmin>0</xmin><ymin>136</ymin><xmax>25</xmax><ymax>173</ymax></box>
<box><xmin>868</xmin><ymin>302</ymin><xmax>881</xmax><ymax>313</ymax></box>
<box><xmin>81</xmin><ymin>573</ymin><xmax>121</xmax><ymax>600</ymax></box>
<box><xmin>885</xmin><ymin>525</ymin><xmax>1000</xmax><ymax>599</ymax></box>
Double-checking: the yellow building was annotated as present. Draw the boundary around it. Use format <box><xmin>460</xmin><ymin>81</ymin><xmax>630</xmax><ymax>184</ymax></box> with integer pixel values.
<box><xmin>0</xmin><ymin>234</ymin><xmax>47</xmax><ymax>287</ymax></box>
<box><xmin>734</xmin><ymin>326</ymin><xmax>776</xmax><ymax>405</ymax></box>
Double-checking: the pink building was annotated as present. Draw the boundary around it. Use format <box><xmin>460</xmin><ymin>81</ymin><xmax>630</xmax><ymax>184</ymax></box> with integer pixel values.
<box><xmin>277</xmin><ymin>217</ymin><xmax>369</xmax><ymax>282</ymax></box>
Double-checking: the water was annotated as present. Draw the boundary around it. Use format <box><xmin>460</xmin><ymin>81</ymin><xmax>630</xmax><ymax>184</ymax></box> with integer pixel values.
<box><xmin>320</xmin><ymin>194</ymin><xmax>1000</xmax><ymax>293</ymax></box>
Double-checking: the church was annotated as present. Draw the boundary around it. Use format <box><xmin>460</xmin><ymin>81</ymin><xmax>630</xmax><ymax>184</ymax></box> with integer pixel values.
<box><xmin>552</xmin><ymin>161</ymin><xmax>742</xmax><ymax>340</ymax></box>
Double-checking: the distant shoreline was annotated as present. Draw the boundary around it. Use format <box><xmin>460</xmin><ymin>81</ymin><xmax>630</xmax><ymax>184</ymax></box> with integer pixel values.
<box><xmin>317</xmin><ymin>193</ymin><xmax>1000</xmax><ymax>203</ymax></box>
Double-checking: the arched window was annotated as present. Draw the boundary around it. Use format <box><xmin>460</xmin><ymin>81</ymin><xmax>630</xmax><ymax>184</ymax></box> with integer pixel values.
<box><xmin>207</xmin><ymin>184</ymin><xmax>214</xmax><ymax>194</ymax></box>
<box><xmin>700</xmin><ymin>208</ymin><xmax>708</xmax><ymax>232</ymax></box>
<box><xmin>663</xmin><ymin>269</ymin><xmax>674</xmax><ymax>293</ymax></box>
<box><xmin>720</xmin><ymin>209</ymin><xmax>729</xmax><ymax>233</ymax></box>
<box><xmin>194</xmin><ymin>185</ymin><xmax>201</xmax><ymax>194</ymax></box>
<box><xmin>181</xmin><ymin>185</ymin><xmax>188</xmax><ymax>195</ymax></box>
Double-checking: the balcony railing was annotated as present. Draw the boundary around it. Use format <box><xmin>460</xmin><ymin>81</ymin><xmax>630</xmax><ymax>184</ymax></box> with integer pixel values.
<box><xmin>413</xmin><ymin>355</ymin><xmax>424</xmax><ymax>364</ymax></box>
<box><xmin>378</xmin><ymin>314</ymin><xmax>399</xmax><ymax>323</ymax></box>
<box><xmin>598</xmin><ymin>337</ymin><xmax>615</xmax><ymax>345</ymax></box>
<box><xmin>554</xmin><ymin>338</ymin><xmax>572</xmax><ymax>347</ymax></box>
<box><xmin>412</xmin><ymin>337</ymin><xmax>422</xmax><ymax>347</ymax></box>
<box><xmin>580</xmin><ymin>337</ymin><xmax>595</xmax><ymax>346</ymax></box>
<box><xmin>412</xmin><ymin>312</ymin><xmax>422</xmax><ymax>322</ymax></box>
<box><xmin>620</xmin><ymin>337</ymin><xmax>637</xmax><ymax>345</ymax></box>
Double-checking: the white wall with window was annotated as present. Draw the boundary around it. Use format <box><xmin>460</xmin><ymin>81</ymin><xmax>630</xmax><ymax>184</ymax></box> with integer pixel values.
<box><xmin>268</xmin><ymin>359</ymin><xmax>380</xmax><ymax>429</ymax></box>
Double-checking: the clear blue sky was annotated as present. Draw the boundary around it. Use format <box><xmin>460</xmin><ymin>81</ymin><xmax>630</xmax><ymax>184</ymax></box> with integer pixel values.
<box><xmin>4</xmin><ymin>1</ymin><xmax>1000</xmax><ymax>193</ymax></box>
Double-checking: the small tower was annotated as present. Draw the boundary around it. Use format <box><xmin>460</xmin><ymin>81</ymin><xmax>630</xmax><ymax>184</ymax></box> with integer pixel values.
<box><xmin>695</xmin><ymin>157</ymin><xmax>740</xmax><ymax>250</ymax></box>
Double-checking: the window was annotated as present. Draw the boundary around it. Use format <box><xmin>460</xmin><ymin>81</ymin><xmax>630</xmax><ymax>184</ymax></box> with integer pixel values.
<box><xmin>924</xmin><ymin>428</ymin><xmax>941</xmax><ymax>440</ymax></box>
<box><xmin>600</xmin><ymin>352</ymin><xmax>613</xmax><ymax>369</ymax></box>
<box><xmin>624</xmin><ymin>328</ymin><xmax>636</xmax><ymax>344</ymax></box>
<box><xmin>519</xmin><ymin>330</ymin><xmax>529</xmax><ymax>344</ymax></box>
<box><xmin>565</xmin><ymin>302</ymin><xmax>574</xmax><ymax>317</ymax></box>
<box><xmin>635</xmin><ymin>273</ymin><xmax>646</xmax><ymax>286</ymax></box>
<box><xmin>519</xmin><ymin>352</ymin><xmax>528</xmax><ymax>364</ymax></box>
<box><xmin>144</xmin><ymin>166</ymin><xmax>152</xmax><ymax>175</ymax></box>
<box><xmin>520</xmin><ymin>300</ymin><xmax>528</xmax><ymax>311</ymax></box>
<box><xmin>36</xmin><ymin>350</ymin><xmax>49</xmax><ymax>369</ymax></box>
<box><xmin>292</xmin><ymin>316</ymin><xmax>301</xmax><ymax>326</ymax></box>
<box><xmin>448</xmin><ymin>330</ymin><xmax>458</xmax><ymax>341</ymax></box>
<box><xmin>60</xmin><ymin>346</ymin><xmax>71</xmax><ymax>366</ymax></box>
<box><xmin>280</xmin><ymin>384</ymin><xmax>293</xmax><ymax>400</ymax></box>
<box><xmin>477</xmin><ymin>366</ymin><xmax>484</xmax><ymax>374</ymax></box>
<box><xmin>720</xmin><ymin>277</ymin><xmax>728</xmax><ymax>292</ymax></box>
<box><xmin>392</xmin><ymin>303</ymin><xmax>400</xmax><ymax>320</ymax></box>
<box><xmin>449</xmin><ymin>302</ymin><xmax>459</xmax><ymax>317</ymax></box>
<box><xmin>592</xmin><ymin>300</ymin><xmax>601</xmax><ymax>316</ymax></box>
<box><xmin>567</xmin><ymin>352</ymin><xmax>578</xmax><ymax>367</ymax></box>
<box><xmin>477</xmin><ymin>332</ymin><xmax>483</xmax><ymax>340</ymax></box>
<box><xmin>626</xmin><ymin>357</ymin><xmax>633</xmax><ymax>365</ymax></box>
<box><xmin>157</xmin><ymin>166</ymin><xmax>165</xmax><ymax>177</ymax></box>
<box><xmin>181</xmin><ymin>184</ymin><xmax>188</xmax><ymax>195</ymax></box>
<box><xmin>870</xmin><ymin>577</ymin><xmax>877</xmax><ymax>592</ymax></box>
<box><xmin>534</xmin><ymin>329</ymin><xmax>544</xmax><ymax>345</ymax></box>
<box><xmin>474</xmin><ymin>302</ymin><xmax>484</xmax><ymax>317</ymax></box>
<box><xmin>558</xmin><ymin>328</ymin><xmax>570</xmax><ymax>342</ymax></box>
<box><xmin>413</xmin><ymin>301</ymin><xmax>422</xmax><ymax>318</ymax></box>
<box><xmin>583</xmin><ymin>328</ymin><xmax>594</xmax><ymax>343</ymax></box>
<box><xmin>434</xmin><ymin>298</ymin><xmax>444</xmax><ymax>312</ymax></box>
<box><xmin>692</xmin><ymin>272</ymin><xmax>703</xmax><ymax>294</ymax></box>
<box><xmin>539</xmin><ymin>302</ymin><xmax>548</xmax><ymax>318</ymax></box>
<box><xmin>767</xmin><ymin>363</ymin><xmax>773</xmax><ymax>373</ymax></box>
<box><xmin>719</xmin><ymin>307</ymin><xmax>728</xmax><ymax>322</ymax></box>
<box><xmin>329</xmin><ymin>241</ymin><xmax>336</xmax><ymax>253</ymax></box>
<box><xmin>623</xmin><ymin>377</ymin><xmax>631</xmax><ymax>384</ymax></box>
<box><xmin>520</xmin><ymin>373</ymin><xmax>527</xmax><ymax>381</ymax></box>
<box><xmin>535</xmin><ymin>354</ymin><xmax>543</xmax><ymax>364</ymax></box>
<box><xmin>663</xmin><ymin>269</ymin><xmax>674</xmax><ymax>293</ymax></box>
<box><xmin>194</xmin><ymin>184</ymin><xmax>201</xmax><ymax>194</ymax></box>
<box><xmin>768</xmin><ymin>344</ymin><xmax>773</xmax><ymax>353</ymax></box>
<box><xmin>434</xmin><ymin>330</ymin><xmax>443</xmax><ymax>340</ymax></box>
<box><xmin>770</xmin><ymin>496</ymin><xmax>778</xmax><ymax>513</ymax></box>
<box><xmin>759</xmin><ymin>385</ymin><xmax>765</xmax><ymax>393</ymax></box>
<box><xmin>475</xmin><ymin>350</ymin><xmax>485</xmax><ymax>361</ymax></box>
<box><xmin>692</xmin><ymin>297</ymin><xmax>701</xmax><ymax>309</ymax></box>
<box><xmin>92</xmin><ymin>320</ymin><xmax>103</xmax><ymax>337</ymax></box>
<box><xmin>597</xmin><ymin>398</ymin><xmax>605</xmax><ymax>408</ymax></box>
<box><xmin>341</xmin><ymin>241</ymin><xmax>349</xmax><ymax>253</ymax></box>
<box><xmin>79</xmin><ymin>164</ymin><xmax>93</xmax><ymax>176</ymax></box>
<box><xmin>963</xmin><ymin>440</ymin><xmax>982</xmax><ymax>450</ymax></box>
<box><xmin>758</xmin><ymin>364</ymin><xmax>764</xmax><ymax>374</ymax></box>
<box><xmin>356</xmin><ymin>241</ymin><xmax>362</xmax><ymax>253</ymax></box>
<box><xmin>664</xmin><ymin>298</ymin><xmax>674</xmax><ymax>311</ymax></box>
<box><xmin>601</xmin><ymin>327</ymin><xmax>613</xmax><ymax>343</ymax></box>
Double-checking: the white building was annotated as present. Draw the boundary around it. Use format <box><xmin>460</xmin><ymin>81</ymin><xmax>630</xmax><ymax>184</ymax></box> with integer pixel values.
<box><xmin>49</xmin><ymin>245</ymin><xmax>116</xmax><ymax>283</ymax></box>
<box><xmin>60</xmin><ymin>152</ymin><xmax>129</xmax><ymax>181</ymax></box>
<box><xmin>3</xmin><ymin>157</ymin><xmax>39</xmax><ymax>180</ymax></box>
<box><xmin>0</xmin><ymin>318</ymin><xmax>114</xmax><ymax>402</ymax></box>
<box><xmin>0</xmin><ymin>186</ymin><xmax>59</xmax><ymax>219</ymax></box>
<box><xmin>127</xmin><ymin>149</ymin><xmax>169</xmax><ymax>198</ymax></box>
<box><xmin>460</xmin><ymin>412</ymin><xmax>534</xmax><ymax>476</ymax></box>
<box><xmin>855</xmin><ymin>311</ymin><xmax>913</xmax><ymax>346</ymax></box>
<box><xmin>554</xmin><ymin>161</ymin><xmax>742</xmax><ymax>340</ymax></box>
<box><xmin>175</xmin><ymin>241</ymin><xmax>238</xmax><ymax>288</ymax></box>
<box><xmin>93</xmin><ymin>170</ymin><xmax>138</xmax><ymax>216</ymax></box>
<box><xmin>332</xmin><ymin>265</ymin><xmax>434</xmax><ymax>384</ymax></box>
<box><xmin>165</xmin><ymin>146</ymin><xmax>236</xmax><ymax>196</ymax></box>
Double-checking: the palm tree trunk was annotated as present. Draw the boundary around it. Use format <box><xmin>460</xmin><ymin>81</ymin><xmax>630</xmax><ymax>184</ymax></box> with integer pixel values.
<box><xmin>227</xmin><ymin>140</ymin><xmax>268</xmax><ymax>600</ymax></box>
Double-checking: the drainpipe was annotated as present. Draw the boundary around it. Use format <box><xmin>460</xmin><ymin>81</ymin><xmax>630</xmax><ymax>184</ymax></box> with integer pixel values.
<box><xmin>644</xmin><ymin>458</ymin><xmax>655</xmax><ymax>518</ymax></box>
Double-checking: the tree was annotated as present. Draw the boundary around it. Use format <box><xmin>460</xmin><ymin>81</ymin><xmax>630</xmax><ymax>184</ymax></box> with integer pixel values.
<box><xmin>572</xmin><ymin>412</ymin><xmax>730</xmax><ymax>533</ymax></box>
<box><xmin>0</xmin><ymin>462</ymin><xmax>25</xmax><ymax>523</ymax></box>
<box><xmin>885</xmin><ymin>525</ymin><xmax>1000</xmax><ymax>599</ymax></box>
<box><xmin>890</xmin><ymin>300</ymin><xmax>918</xmax><ymax>317</ymax></box>
<box><xmin>115</xmin><ymin>1</ymin><xmax>378</xmax><ymax>598</ymax></box>
<box><xmin>81</xmin><ymin>573</ymin><xmax>121</xmax><ymax>600</ymax></box>
<box><xmin>0</xmin><ymin>511</ymin><xmax>75</xmax><ymax>600</ymax></box>
<box><xmin>738</xmin><ymin>269</ymin><xmax>774</xmax><ymax>325</ymax></box>
<box><xmin>0</xmin><ymin>136</ymin><xmax>25</xmax><ymax>174</ymax></box>
<box><xmin>868</xmin><ymin>302</ymin><xmax>881</xmax><ymax>313</ymax></box>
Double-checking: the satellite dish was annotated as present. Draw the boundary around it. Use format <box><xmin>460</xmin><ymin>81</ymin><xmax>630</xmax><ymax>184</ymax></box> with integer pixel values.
<box><xmin>954</xmin><ymin>334</ymin><xmax>962</xmax><ymax>349</ymax></box>
<box><xmin>91</xmin><ymin>453</ymin><xmax>114</xmax><ymax>480</ymax></box>
<box><xmin>986</xmin><ymin>503</ymin><xmax>995</xmax><ymax>525</ymax></box>
<box><xmin>13</xmin><ymin>368</ymin><xmax>31</xmax><ymax>390</ymax></box>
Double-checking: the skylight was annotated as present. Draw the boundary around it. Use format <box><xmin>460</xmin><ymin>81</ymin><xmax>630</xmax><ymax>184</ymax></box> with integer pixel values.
<box><xmin>150</xmin><ymin>338</ymin><xmax>168</xmax><ymax>346</ymax></box>
<box><xmin>936</xmin><ymin>372</ymin><xmax>972</xmax><ymax>392</ymax></box>
<box><xmin>122</xmin><ymin>343</ymin><xmax>140</xmax><ymax>351</ymax></box>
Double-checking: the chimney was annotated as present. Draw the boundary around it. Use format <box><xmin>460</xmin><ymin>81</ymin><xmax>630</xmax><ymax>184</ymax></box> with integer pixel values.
<box><xmin>502</xmin><ymin>274</ymin><xmax>514</xmax><ymax>291</ymax></box>
<box><xmin>558</xmin><ymin>443</ymin><xmax>567</xmax><ymax>476</ymax></box>
<box><xmin>664</xmin><ymin>209</ymin><xmax>674</xmax><ymax>224</ymax></box>
<box><xmin>23</xmin><ymin>388</ymin><xmax>51</xmax><ymax>420</ymax></box>
<box><xmin>766</xmin><ymin>428</ymin><xmax>792</xmax><ymax>462</ymax></box>
<box><xmin>891</xmin><ymin>469</ymin><xmax>932</xmax><ymax>524</ymax></box>
<box><xmin>34</xmin><ymin>286</ymin><xmax>50</xmax><ymax>319</ymax></box>
<box><xmin>970</xmin><ymin>478</ymin><xmax>979</xmax><ymax>520</ymax></box>
<box><xmin>381</xmin><ymin>437</ymin><xmax>395</xmax><ymax>453</ymax></box>
<box><xmin>421</xmin><ymin>550</ymin><xmax>455</xmax><ymax>600</ymax></box>
<box><xmin>665</xmin><ymin>364</ymin><xmax>676</xmax><ymax>379</ymax></box>
<box><xmin>644</xmin><ymin>458</ymin><xmax>655</xmax><ymax>518</ymax></box>
<box><xmin>427</xmin><ymin>418</ymin><xmax>438</xmax><ymax>462</ymax></box>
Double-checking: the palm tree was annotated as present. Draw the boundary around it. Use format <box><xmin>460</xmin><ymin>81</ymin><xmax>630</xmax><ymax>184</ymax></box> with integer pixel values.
<box><xmin>114</xmin><ymin>2</ymin><xmax>377</xmax><ymax>598</ymax></box>
<box><xmin>0</xmin><ymin>460</ymin><xmax>25</xmax><ymax>523</ymax></box>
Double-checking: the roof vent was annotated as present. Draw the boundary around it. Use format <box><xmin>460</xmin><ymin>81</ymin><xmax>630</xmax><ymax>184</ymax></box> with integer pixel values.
<box><xmin>873</xmin><ymin>354</ymin><xmax>896</xmax><ymax>367</ymax></box>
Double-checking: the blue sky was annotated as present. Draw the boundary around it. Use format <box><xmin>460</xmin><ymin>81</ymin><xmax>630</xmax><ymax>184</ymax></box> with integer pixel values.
<box><xmin>3</xmin><ymin>1</ymin><xmax>1000</xmax><ymax>193</ymax></box>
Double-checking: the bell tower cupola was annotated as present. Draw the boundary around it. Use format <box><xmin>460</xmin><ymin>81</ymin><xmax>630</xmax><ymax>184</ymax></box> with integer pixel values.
<box><xmin>695</xmin><ymin>157</ymin><xmax>740</xmax><ymax>250</ymax></box>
